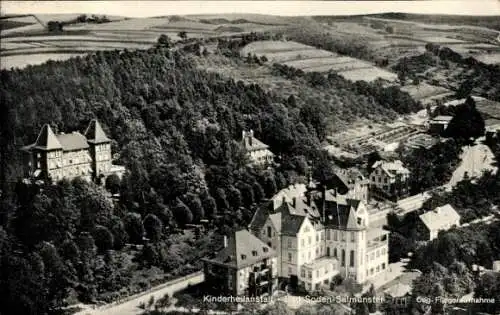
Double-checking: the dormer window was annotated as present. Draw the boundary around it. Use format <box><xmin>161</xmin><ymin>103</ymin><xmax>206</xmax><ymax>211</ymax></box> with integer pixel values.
<box><xmin>252</xmin><ymin>250</ymin><xmax>257</xmax><ymax>257</ymax></box>
<box><xmin>241</xmin><ymin>254</ymin><xmax>247</xmax><ymax>260</ymax></box>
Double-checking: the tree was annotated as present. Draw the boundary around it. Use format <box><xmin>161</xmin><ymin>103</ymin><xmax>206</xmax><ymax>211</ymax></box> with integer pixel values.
<box><xmin>143</xmin><ymin>214</ymin><xmax>163</xmax><ymax>242</ymax></box>
<box><xmin>178</xmin><ymin>31</ymin><xmax>187</xmax><ymax>40</ymax></box>
<box><xmin>172</xmin><ymin>198</ymin><xmax>193</xmax><ymax>227</ymax></box>
<box><xmin>201</xmin><ymin>193</ymin><xmax>217</xmax><ymax>218</ymax></box>
<box><xmin>105</xmin><ymin>174</ymin><xmax>121</xmax><ymax>194</ymax></box>
<box><xmin>444</xmin><ymin>96</ymin><xmax>485</xmax><ymax>140</ymax></box>
<box><xmin>124</xmin><ymin>212</ymin><xmax>144</xmax><ymax>244</ymax></box>
<box><xmin>47</xmin><ymin>21</ymin><xmax>63</xmax><ymax>32</ymax></box>
<box><xmin>156</xmin><ymin>34</ymin><xmax>172</xmax><ymax>48</ymax></box>
<box><xmin>93</xmin><ymin>225</ymin><xmax>114</xmax><ymax>252</ymax></box>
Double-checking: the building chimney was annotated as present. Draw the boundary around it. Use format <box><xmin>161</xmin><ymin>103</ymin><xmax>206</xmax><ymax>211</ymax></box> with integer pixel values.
<box><xmin>282</xmin><ymin>196</ymin><xmax>286</xmax><ymax>206</ymax></box>
<box><xmin>249</xmin><ymin>130</ymin><xmax>253</xmax><ymax>146</ymax></box>
<box><xmin>292</xmin><ymin>197</ymin><xmax>296</xmax><ymax>208</ymax></box>
<box><xmin>223</xmin><ymin>235</ymin><xmax>228</xmax><ymax>248</ymax></box>
<box><xmin>434</xmin><ymin>207</ymin><xmax>440</xmax><ymax>214</ymax></box>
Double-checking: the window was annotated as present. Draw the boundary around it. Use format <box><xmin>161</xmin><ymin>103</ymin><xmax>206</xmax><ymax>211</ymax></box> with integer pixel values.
<box><xmin>370</xmin><ymin>268</ymin><xmax>374</xmax><ymax>275</ymax></box>
<box><xmin>308</xmin><ymin>251</ymin><xmax>311</xmax><ymax>259</ymax></box>
<box><xmin>301</xmin><ymin>269</ymin><xmax>305</xmax><ymax>278</ymax></box>
<box><xmin>350</xmin><ymin>250</ymin><xmax>355</xmax><ymax>267</ymax></box>
<box><xmin>376</xmin><ymin>250</ymin><xmax>380</xmax><ymax>258</ymax></box>
<box><xmin>315</xmin><ymin>248</ymin><xmax>319</xmax><ymax>257</ymax></box>
<box><xmin>288</xmin><ymin>239</ymin><xmax>292</xmax><ymax>248</ymax></box>
<box><xmin>308</xmin><ymin>236</ymin><xmax>311</xmax><ymax>245</ymax></box>
<box><xmin>371</xmin><ymin>253</ymin><xmax>375</xmax><ymax>260</ymax></box>
<box><xmin>301</xmin><ymin>239</ymin><xmax>305</xmax><ymax>247</ymax></box>
<box><xmin>327</xmin><ymin>247</ymin><xmax>330</xmax><ymax>256</ymax></box>
<box><xmin>308</xmin><ymin>271</ymin><xmax>312</xmax><ymax>279</ymax></box>
<box><xmin>376</xmin><ymin>266</ymin><xmax>380</xmax><ymax>273</ymax></box>
<box><xmin>325</xmin><ymin>266</ymin><xmax>328</xmax><ymax>274</ymax></box>
<box><xmin>382</xmin><ymin>263</ymin><xmax>386</xmax><ymax>270</ymax></box>
<box><xmin>334</xmin><ymin>231</ymin><xmax>338</xmax><ymax>241</ymax></box>
<box><xmin>384</xmin><ymin>178</ymin><xmax>388</xmax><ymax>183</ymax></box>
<box><xmin>350</xmin><ymin>232</ymin><xmax>355</xmax><ymax>242</ymax></box>
<box><xmin>316</xmin><ymin>270</ymin><xmax>319</xmax><ymax>278</ymax></box>
<box><xmin>288</xmin><ymin>267</ymin><xmax>292</xmax><ymax>275</ymax></box>
<box><xmin>341</xmin><ymin>249</ymin><xmax>346</xmax><ymax>267</ymax></box>
<box><xmin>267</xmin><ymin>226</ymin><xmax>272</xmax><ymax>238</ymax></box>
<box><xmin>321</xmin><ymin>231</ymin><xmax>324</xmax><ymax>240</ymax></box>
<box><xmin>326</xmin><ymin>230</ymin><xmax>331</xmax><ymax>240</ymax></box>
<box><xmin>341</xmin><ymin>232</ymin><xmax>345</xmax><ymax>241</ymax></box>
<box><xmin>333</xmin><ymin>248</ymin><xmax>337</xmax><ymax>258</ymax></box>
<box><xmin>288</xmin><ymin>253</ymin><xmax>292</xmax><ymax>262</ymax></box>
<box><xmin>316</xmin><ymin>234</ymin><xmax>319</xmax><ymax>242</ymax></box>
<box><xmin>252</xmin><ymin>250</ymin><xmax>257</xmax><ymax>256</ymax></box>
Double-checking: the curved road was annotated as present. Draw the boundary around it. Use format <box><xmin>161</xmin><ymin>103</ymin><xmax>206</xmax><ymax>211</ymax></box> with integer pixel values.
<box><xmin>74</xmin><ymin>272</ymin><xmax>204</xmax><ymax>315</ymax></box>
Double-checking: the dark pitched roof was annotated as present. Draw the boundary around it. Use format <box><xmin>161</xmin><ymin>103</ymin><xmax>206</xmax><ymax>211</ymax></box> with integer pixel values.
<box><xmin>204</xmin><ymin>230</ymin><xmax>276</xmax><ymax>269</ymax></box>
<box><xmin>85</xmin><ymin>119</ymin><xmax>111</xmax><ymax>144</ymax></box>
<box><xmin>319</xmin><ymin>198</ymin><xmax>365</xmax><ymax>231</ymax></box>
<box><xmin>249</xmin><ymin>200</ymin><xmax>273</xmax><ymax>235</ymax></box>
<box><xmin>242</xmin><ymin>131</ymin><xmax>270</xmax><ymax>152</ymax></box>
<box><xmin>57</xmin><ymin>132</ymin><xmax>89</xmax><ymax>151</ymax></box>
<box><xmin>334</xmin><ymin>168</ymin><xmax>368</xmax><ymax>190</ymax></box>
<box><xmin>31</xmin><ymin>124</ymin><xmax>63</xmax><ymax>151</ymax></box>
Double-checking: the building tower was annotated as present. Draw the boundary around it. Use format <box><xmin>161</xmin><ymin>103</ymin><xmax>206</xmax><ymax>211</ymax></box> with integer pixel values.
<box><xmin>21</xmin><ymin>124</ymin><xmax>64</xmax><ymax>181</ymax></box>
<box><xmin>84</xmin><ymin>119</ymin><xmax>112</xmax><ymax>180</ymax></box>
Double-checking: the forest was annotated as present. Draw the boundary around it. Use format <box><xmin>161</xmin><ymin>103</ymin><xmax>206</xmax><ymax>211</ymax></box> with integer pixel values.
<box><xmin>0</xmin><ymin>34</ymin><xmax>406</xmax><ymax>313</ymax></box>
<box><xmin>0</xmin><ymin>45</ymin><xmax>330</xmax><ymax>314</ymax></box>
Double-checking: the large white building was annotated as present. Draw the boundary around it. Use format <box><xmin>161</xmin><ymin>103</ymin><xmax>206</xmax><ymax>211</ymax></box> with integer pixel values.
<box><xmin>249</xmin><ymin>185</ymin><xmax>389</xmax><ymax>292</ymax></box>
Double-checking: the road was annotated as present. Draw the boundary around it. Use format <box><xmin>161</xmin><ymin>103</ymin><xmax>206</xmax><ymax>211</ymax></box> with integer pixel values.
<box><xmin>74</xmin><ymin>272</ymin><xmax>204</xmax><ymax>315</ymax></box>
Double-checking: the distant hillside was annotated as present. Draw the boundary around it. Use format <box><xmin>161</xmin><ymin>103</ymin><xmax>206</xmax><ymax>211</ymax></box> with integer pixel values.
<box><xmin>313</xmin><ymin>12</ymin><xmax>500</xmax><ymax>31</ymax></box>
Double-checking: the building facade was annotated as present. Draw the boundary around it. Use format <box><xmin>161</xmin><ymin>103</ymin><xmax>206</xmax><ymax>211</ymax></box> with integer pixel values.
<box><xmin>21</xmin><ymin>120</ymin><xmax>123</xmax><ymax>183</ymax></box>
<box><xmin>369</xmin><ymin>160</ymin><xmax>410</xmax><ymax>199</ymax></box>
<box><xmin>241</xmin><ymin>130</ymin><xmax>274</xmax><ymax>166</ymax></box>
<box><xmin>249</xmin><ymin>185</ymin><xmax>389</xmax><ymax>292</ymax></box>
<box><xmin>202</xmin><ymin>230</ymin><xmax>278</xmax><ymax>297</ymax></box>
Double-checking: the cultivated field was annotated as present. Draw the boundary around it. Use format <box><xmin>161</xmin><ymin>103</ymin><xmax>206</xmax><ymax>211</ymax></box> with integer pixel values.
<box><xmin>241</xmin><ymin>40</ymin><xmax>397</xmax><ymax>82</ymax></box>
<box><xmin>0</xmin><ymin>53</ymin><xmax>85</xmax><ymax>69</ymax></box>
<box><xmin>474</xmin><ymin>53</ymin><xmax>500</xmax><ymax>65</ymax></box>
<box><xmin>1</xmin><ymin>14</ymin><xmax>293</xmax><ymax>69</ymax></box>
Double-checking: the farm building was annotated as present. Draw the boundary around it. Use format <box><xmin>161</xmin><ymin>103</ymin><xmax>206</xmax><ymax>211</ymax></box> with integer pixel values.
<box><xmin>428</xmin><ymin>115</ymin><xmax>453</xmax><ymax>135</ymax></box>
<box><xmin>417</xmin><ymin>204</ymin><xmax>460</xmax><ymax>241</ymax></box>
